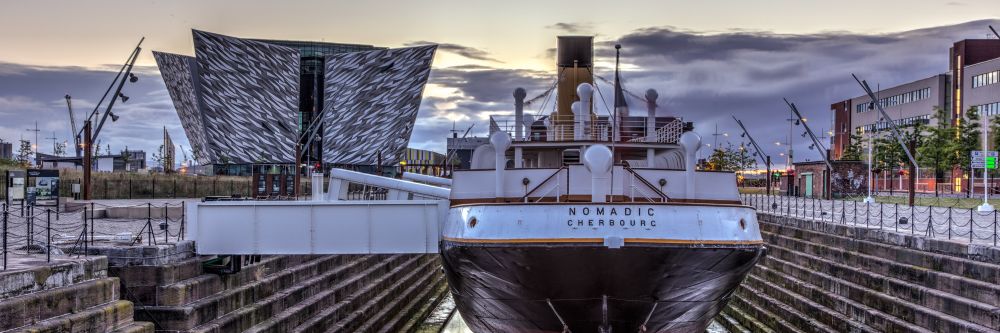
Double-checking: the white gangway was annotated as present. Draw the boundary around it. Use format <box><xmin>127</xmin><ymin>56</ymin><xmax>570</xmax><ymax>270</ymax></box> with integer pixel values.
<box><xmin>187</xmin><ymin>169</ymin><xmax>451</xmax><ymax>255</ymax></box>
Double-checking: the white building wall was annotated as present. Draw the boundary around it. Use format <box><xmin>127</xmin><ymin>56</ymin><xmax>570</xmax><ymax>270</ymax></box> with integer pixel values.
<box><xmin>849</xmin><ymin>74</ymin><xmax>948</xmax><ymax>134</ymax></box>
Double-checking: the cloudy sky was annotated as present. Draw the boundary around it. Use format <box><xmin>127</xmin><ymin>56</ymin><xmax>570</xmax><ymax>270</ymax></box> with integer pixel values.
<box><xmin>1</xmin><ymin>1</ymin><xmax>999</xmax><ymax>168</ymax></box>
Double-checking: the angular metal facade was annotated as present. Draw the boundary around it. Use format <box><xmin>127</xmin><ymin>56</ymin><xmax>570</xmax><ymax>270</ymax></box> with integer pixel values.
<box><xmin>193</xmin><ymin>30</ymin><xmax>299</xmax><ymax>163</ymax></box>
<box><xmin>321</xmin><ymin>45</ymin><xmax>437</xmax><ymax>165</ymax></box>
<box><xmin>155</xmin><ymin>31</ymin><xmax>435</xmax><ymax>167</ymax></box>
<box><xmin>152</xmin><ymin>51</ymin><xmax>211</xmax><ymax>164</ymax></box>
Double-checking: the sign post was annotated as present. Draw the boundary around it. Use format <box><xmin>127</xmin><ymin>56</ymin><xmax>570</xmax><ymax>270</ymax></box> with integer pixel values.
<box><xmin>971</xmin><ymin>150</ymin><xmax>997</xmax><ymax>212</ymax></box>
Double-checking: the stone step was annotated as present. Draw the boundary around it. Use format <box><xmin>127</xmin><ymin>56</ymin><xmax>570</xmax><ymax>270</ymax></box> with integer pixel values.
<box><xmin>138</xmin><ymin>255</ymin><xmax>309</xmax><ymax>307</ymax></box>
<box><xmin>764</xmin><ymin>243</ymin><xmax>997</xmax><ymax>333</ymax></box>
<box><xmin>719</xmin><ymin>301</ymin><xmax>773</xmax><ymax>333</ymax></box>
<box><xmin>135</xmin><ymin>255</ymin><xmax>345</xmax><ymax>331</ymax></box>
<box><xmin>716</xmin><ymin>308</ymin><xmax>754</xmax><ymax>333</ymax></box>
<box><xmin>14</xmin><ymin>300</ymin><xmax>136</xmax><ymax>333</ymax></box>
<box><xmin>366</xmin><ymin>262</ymin><xmax>446</xmax><ymax>333</ymax></box>
<box><xmin>191</xmin><ymin>254</ymin><xmax>384</xmax><ymax>333</ymax></box>
<box><xmin>291</xmin><ymin>255</ymin><xmax>431</xmax><ymax>333</ymax></box>
<box><xmin>762</xmin><ymin>226</ymin><xmax>1000</xmax><ymax>308</ymax></box>
<box><xmin>765</xmin><ymin>232</ymin><xmax>1000</xmax><ymax>330</ymax></box>
<box><xmin>0</xmin><ymin>257</ymin><xmax>107</xmax><ymax>300</ymax></box>
<box><xmin>109</xmin><ymin>322</ymin><xmax>155</xmax><ymax>333</ymax></box>
<box><xmin>732</xmin><ymin>280</ymin><xmax>834</xmax><ymax>333</ymax></box>
<box><xmin>761</xmin><ymin>219</ymin><xmax>1000</xmax><ymax>286</ymax></box>
<box><xmin>323</xmin><ymin>255</ymin><xmax>438</xmax><ymax>333</ymax></box>
<box><xmin>379</xmin><ymin>269</ymin><xmax>449</xmax><ymax>333</ymax></box>
<box><xmin>0</xmin><ymin>277</ymin><xmax>121</xmax><ymax>331</ymax></box>
<box><xmin>750</xmin><ymin>263</ymin><xmax>933</xmax><ymax>333</ymax></box>
<box><xmin>109</xmin><ymin>255</ymin><xmax>207</xmax><ymax>306</ymax></box>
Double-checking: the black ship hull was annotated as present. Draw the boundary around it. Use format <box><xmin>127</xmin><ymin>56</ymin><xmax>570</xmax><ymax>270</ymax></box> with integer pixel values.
<box><xmin>440</xmin><ymin>240</ymin><xmax>765</xmax><ymax>332</ymax></box>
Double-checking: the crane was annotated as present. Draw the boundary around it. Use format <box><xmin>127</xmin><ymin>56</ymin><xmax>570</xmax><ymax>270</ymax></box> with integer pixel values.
<box><xmin>65</xmin><ymin>95</ymin><xmax>80</xmax><ymax>157</ymax></box>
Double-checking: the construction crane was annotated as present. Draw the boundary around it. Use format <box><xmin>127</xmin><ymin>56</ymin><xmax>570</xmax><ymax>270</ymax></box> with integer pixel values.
<box><xmin>65</xmin><ymin>95</ymin><xmax>80</xmax><ymax>157</ymax></box>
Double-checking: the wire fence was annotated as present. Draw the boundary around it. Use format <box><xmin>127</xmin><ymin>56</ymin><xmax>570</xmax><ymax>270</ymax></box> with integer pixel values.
<box><xmin>740</xmin><ymin>194</ymin><xmax>1000</xmax><ymax>247</ymax></box>
<box><xmin>0</xmin><ymin>201</ymin><xmax>186</xmax><ymax>270</ymax></box>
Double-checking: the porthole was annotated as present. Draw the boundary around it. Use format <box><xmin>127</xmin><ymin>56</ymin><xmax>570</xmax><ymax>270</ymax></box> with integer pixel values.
<box><xmin>469</xmin><ymin>217</ymin><xmax>478</xmax><ymax>228</ymax></box>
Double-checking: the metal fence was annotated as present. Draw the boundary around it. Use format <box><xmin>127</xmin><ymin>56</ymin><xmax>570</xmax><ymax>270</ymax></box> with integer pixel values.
<box><xmin>741</xmin><ymin>194</ymin><xmax>1000</xmax><ymax>247</ymax></box>
<box><xmin>0</xmin><ymin>175</ymin><xmax>318</xmax><ymax>201</ymax></box>
<box><xmin>0</xmin><ymin>201</ymin><xmax>186</xmax><ymax>270</ymax></box>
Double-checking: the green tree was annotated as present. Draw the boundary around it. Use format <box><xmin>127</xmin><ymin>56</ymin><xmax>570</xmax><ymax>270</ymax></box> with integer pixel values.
<box><xmin>16</xmin><ymin>139</ymin><xmax>33</xmax><ymax>167</ymax></box>
<box><xmin>917</xmin><ymin>107</ymin><xmax>952</xmax><ymax>197</ymax></box>
<box><xmin>840</xmin><ymin>133</ymin><xmax>864</xmax><ymax>161</ymax></box>
<box><xmin>120</xmin><ymin>148</ymin><xmax>133</xmax><ymax>172</ymax></box>
<box><xmin>953</xmin><ymin>107</ymin><xmax>981</xmax><ymax>171</ymax></box>
<box><xmin>705</xmin><ymin>143</ymin><xmax>756</xmax><ymax>172</ymax></box>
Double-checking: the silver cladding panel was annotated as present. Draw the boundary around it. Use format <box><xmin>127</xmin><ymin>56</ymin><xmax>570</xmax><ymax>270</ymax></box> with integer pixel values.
<box><xmin>321</xmin><ymin>45</ymin><xmax>436</xmax><ymax>165</ymax></box>
<box><xmin>153</xmin><ymin>51</ymin><xmax>212</xmax><ymax>165</ymax></box>
<box><xmin>193</xmin><ymin>30</ymin><xmax>299</xmax><ymax>163</ymax></box>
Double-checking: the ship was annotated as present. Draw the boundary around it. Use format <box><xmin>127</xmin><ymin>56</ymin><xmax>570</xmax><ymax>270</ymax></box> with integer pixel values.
<box><xmin>439</xmin><ymin>36</ymin><xmax>766</xmax><ymax>332</ymax></box>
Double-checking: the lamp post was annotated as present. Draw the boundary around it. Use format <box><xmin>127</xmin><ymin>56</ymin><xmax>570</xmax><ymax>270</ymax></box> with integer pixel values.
<box><xmin>978</xmin><ymin>114</ymin><xmax>994</xmax><ymax>212</ymax></box>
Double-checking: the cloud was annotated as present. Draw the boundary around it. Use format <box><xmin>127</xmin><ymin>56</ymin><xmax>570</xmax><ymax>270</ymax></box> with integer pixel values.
<box><xmin>547</xmin><ymin>22</ymin><xmax>594</xmax><ymax>34</ymax></box>
<box><xmin>406</xmin><ymin>41</ymin><xmax>503</xmax><ymax>63</ymax></box>
<box><xmin>0</xmin><ymin>61</ymin><xmax>184</xmax><ymax>165</ymax></box>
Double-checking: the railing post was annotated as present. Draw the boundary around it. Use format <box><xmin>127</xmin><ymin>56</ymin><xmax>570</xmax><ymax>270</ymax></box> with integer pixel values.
<box><xmin>911</xmin><ymin>204</ymin><xmax>915</xmax><ymax>236</ymax></box>
<box><xmin>971</xmin><ymin>209</ymin><xmax>975</xmax><ymax>243</ymax></box>
<box><xmin>948</xmin><ymin>207</ymin><xmax>953</xmax><ymax>240</ymax></box>
<box><xmin>89</xmin><ymin>202</ymin><xmax>95</xmax><ymax>246</ymax></box>
<box><xmin>2</xmin><ymin>203</ymin><xmax>7</xmax><ymax>270</ymax></box>
<box><xmin>179</xmin><ymin>201</ymin><xmax>185</xmax><ymax>242</ymax></box>
<box><xmin>147</xmin><ymin>203</ymin><xmax>153</xmax><ymax>246</ymax></box>
<box><xmin>83</xmin><ymin>206</ymin><xmax>88</xmax><ymax>256</ymax></box>
<box><xmin>164</xmin><ymin>203</ymin><xmax>169</xmax><ymax>244</ymax></box>
<box><xmin>994</xmin><ymin>210</ymin><xmax>997</xmax><ymax>247</ymax></box>
<box><xmin>46</xmin><ymin>209</ymin><xmax>51</xmax><ymax>263</ymax></box>
<box><xmin>879</xmin><ymin>203</ymin><xmax>883</xmax><ymax>229</ymax></box>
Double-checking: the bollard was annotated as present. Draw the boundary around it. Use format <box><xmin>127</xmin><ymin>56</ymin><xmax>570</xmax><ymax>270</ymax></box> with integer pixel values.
<box><xmin>895</xmin><ymin>204</ymin><xmax>899</xmax><ymax>232</ymax></box>
<box><xmin>46</xmin><ymin>209</ymin><xmax>51</xmax><ymax>262</ymax></box>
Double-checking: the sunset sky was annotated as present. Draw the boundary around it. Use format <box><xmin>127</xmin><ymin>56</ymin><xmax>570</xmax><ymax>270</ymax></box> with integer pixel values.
<box><xmin>1</xmin><ymin>1</ymin><xmax>999</xmax><ymax>168</ymax></box>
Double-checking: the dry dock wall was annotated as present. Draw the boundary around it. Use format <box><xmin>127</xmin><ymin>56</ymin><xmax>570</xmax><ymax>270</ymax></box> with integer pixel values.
<box><xmin>721</xmin><ymin>212</ymin><xmax>1000</xmax><ymax>333</ymax></box>
<box><xmin>111</xmin><ymin>253</ymin><xmax>447</xmax><ymax>333</ymax></box>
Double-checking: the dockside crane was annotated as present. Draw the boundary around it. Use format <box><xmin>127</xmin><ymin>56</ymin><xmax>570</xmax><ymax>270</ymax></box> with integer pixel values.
<box><xmin>65</xmin><ymin>95</ymin><xmax>80</xmax><ymax>157</ymax></box>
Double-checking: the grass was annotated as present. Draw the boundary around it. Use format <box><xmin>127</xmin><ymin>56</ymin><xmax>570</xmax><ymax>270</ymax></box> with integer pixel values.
<box><xmin>849</xmin><ymin>195</ymin><xmax>1000</xmax><ymax>209</ymax></box>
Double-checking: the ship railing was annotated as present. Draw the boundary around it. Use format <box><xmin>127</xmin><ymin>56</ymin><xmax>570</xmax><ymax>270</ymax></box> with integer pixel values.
<box><xmin>624</xmin><ymin>165</ymin><xmax>669</xmax><ymax>202</ymax></box>
<box><xmin>521</xmin><ymin>165</ymin><xmax>567</xmax><ymax>202</ymax></box>
<box><xmin>489</xmin><ymin>115</ymin><xmax>683</xmax><ymax>143</ymax></box>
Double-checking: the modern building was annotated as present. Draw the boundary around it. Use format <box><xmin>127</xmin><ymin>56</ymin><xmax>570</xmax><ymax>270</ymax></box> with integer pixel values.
<box><xmin>950</xmin><ymin>39</ymin><xmax>1000</xmax><ymax>121</ymax></box>
<box><xmin>830</xmin><ymin>38</ymin><xmax>1000</xmax><ymax>160</ymax></box>
<box><xmin>446</xmin><ymin>136</ymin><xmax>490</xmax><ymax>170</ymax></box>
<box><xmin>0</xmin><ymin>142</ymin><xmax>11</xmax><ymax>160</ymax></box>
<box><xmin>400</xmin><ymin>148</ymin><xmax>448</xmax><ymax>176</ymax></box>
<box><xmin>154</xmin><ymin>30</ymin><xmax>436</xmax><ymax>175</ymax></box>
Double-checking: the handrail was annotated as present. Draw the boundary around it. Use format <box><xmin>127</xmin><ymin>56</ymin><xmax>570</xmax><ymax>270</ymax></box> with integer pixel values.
<box><xmin>623</xmin><ymin>165</ymin><xmax>669</xmax><ymax>202</ymax></box>
<box><xmin>521</xmin><ymin>166</ymin><xmax>567</xmax><ymax>202</ymax></box>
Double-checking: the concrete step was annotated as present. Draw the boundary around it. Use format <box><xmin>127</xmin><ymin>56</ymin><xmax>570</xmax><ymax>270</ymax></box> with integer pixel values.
<box><xmin>15</xmin><ymin>300</ymin><xmax>136</xmax><ymax>333</ymax></box>
<box><xmin>109</xmin><ymin>255</ymin><xmax>207</xmax><ymax>306</ymax></box>
<box><xmin>323</xmin><ymin>255</ymin><xmax>438</xmax><ymax>333</ymax></box>
<box><xmin>750</xmin><ymin>263</ymin><xmax>933</xmax><ymax>333</ymax></box>
<box><xmin>762</xmin><ymin>226</ymin><xmax>1000</xmax><ymax>308</ymax></box>
<box><xmin>366</xmin><ymin>262</ymin><xmax>446</xmax><ymax>333</ymax></box>
<box><xmin>125</xmin><ymin>255</ymin><xmax>306</xmax><ymax>307</ymax></box>
<box><xmin>761</xmin><ymin>220</ymin><xmax>1000</xmax><ymax>286</ymax></box>
<box><xmin>764</xmin><ymin>243</ymin><xmax>997</xmax><ymax>333</ymax></box>
<box><xmin>719</xmin><ymin>301</ymin><xmax>773</xmax><ymax>333</ymax></box>
<box><xmin>716</xmin><ymin>309</ymin><xmax>754</xmax><ymax>333</ymax></box>
<box><xmin>731</xmin><ymin>280</ymin><xmax>822</xmax><ymax>333</ymax></box>
<box><xmin>135</xmin><ymin>255</ymin><xmax>344</xmax><ymax>331</ymax></box>
<box><xmin>191</xmin><ymin>254</ymin><xmax>384</xmax><ymax>333</ymax></box>
<box><xmin>291</xmin><ymin>255</ymin><xmax>430</xmax><ymax>333</ymax></box>
<box><xmin>0</xmin><ymin>277</ymin><xmax>120</xmax><ymax>331</ymax></box>
<box><xmin>379</xmin><ymin>268</ymin><xmax>449</xmax><ymax>333</ymax></box>
<box><xmin>109</xmin><ymin>322</ymin><xmax>155</xmax><ymax>333</ymax></box>
<box><xmin>0</xmin><ymin>257</ymin><xmax>107</xmax><ymax>300</ymax></box>
<box><xmin>765</xmin><ymin>232</ymin><xmax>1000</xmax><ymax>330</ymax></box>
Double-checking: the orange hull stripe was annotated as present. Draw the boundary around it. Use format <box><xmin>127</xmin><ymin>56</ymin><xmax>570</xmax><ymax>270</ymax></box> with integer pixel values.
<box><xmin>442</xmin><ymin>236</ymin><xmax>764</xmax><ymax>245</ymax></box>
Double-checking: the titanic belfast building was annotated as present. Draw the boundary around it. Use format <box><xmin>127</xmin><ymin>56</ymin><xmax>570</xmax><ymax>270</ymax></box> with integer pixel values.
<box><xmin>153</xmin><ymin>30</ymin><xmax>436</xmax><ymax>175</ymax></box>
